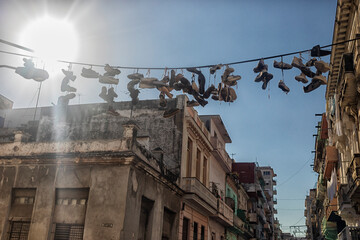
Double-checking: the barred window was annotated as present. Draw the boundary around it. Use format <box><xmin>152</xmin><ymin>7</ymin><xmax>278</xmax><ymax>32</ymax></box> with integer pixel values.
<box><xmin>54</xmin><ymin>224</ymin><xmax>84</xmax><ymax>240</ymax></box>
<box><xmin>8</xmin><ymin>221</ymin><xmax>30</xmax><ymax>240</ymax></box>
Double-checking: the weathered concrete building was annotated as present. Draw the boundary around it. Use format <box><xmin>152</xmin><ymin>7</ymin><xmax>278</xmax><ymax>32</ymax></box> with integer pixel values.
<box><xmin>0</xmin><ymin>96</ymin><xmax>186</xmax><ymax>240</ymax></box>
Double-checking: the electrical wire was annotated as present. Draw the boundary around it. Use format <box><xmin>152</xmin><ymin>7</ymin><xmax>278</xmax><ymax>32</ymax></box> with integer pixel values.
<box><xmin>0</xmin><ymin>37</ymin><xmax>359</xmax><ymax>70</ymax></box>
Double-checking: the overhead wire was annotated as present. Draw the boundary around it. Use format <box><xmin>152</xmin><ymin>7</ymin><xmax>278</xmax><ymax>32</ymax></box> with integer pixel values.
<box><xmin>1</xmin><ymin>37</ymin><xmax>359</xmax><ymax>70</ymax></box>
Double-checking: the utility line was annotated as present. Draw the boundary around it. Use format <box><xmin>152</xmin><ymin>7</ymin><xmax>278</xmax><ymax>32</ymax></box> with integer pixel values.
<box><xmin>0</xmin><ymin>37</ymin><xmax>359</xmax><ymax>70</ymax></box>
<box><xmin>0</xmin><ymin>39</ymin><xmax>34</xmax><ymax>52</ymax></box>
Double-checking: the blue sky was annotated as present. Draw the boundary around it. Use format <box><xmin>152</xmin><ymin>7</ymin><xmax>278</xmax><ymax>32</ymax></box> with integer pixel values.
<box><xmin>0</xmin><ymin>0</ymin><xmax>337</xmax><ymax>236</ymax></box>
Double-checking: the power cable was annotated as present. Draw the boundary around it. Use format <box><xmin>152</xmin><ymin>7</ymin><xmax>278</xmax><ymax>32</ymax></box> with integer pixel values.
<box><xmin>278</xmin><ymin>157</ymin><xmax>312</xmax><ymax>187</ymax></box>
<box><xmin>0</xmin><ymin>39</ymin><xmax>34</xmax><ymax>52</ymax></box>
<box><xmin>0</xmin><ymin>37</ymin><xmax>359</xmax><ymax>70</ymax></box>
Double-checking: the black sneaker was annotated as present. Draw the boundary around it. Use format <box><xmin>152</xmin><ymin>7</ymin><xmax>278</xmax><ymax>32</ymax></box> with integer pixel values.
<box><xmin>278</xmin><ymin>80</ymin><xmax>290</xmax><ymax>94</ymax></box>
<box><xmin>303</xmin><ymin>79</ymin><xmax>322</xmax><ymax>93</ymax></box>
<box><xmin>300</xmin><ymin>66</ymin><xmax>316</xmax><ymax>78</ymax></box>
<box><xmin>255</xmin><ymin>70</ymin><xmax>267</xmax><ymax>82</ymax></box>
<box><xmin>253</xmin><ymin>59</ymin><xmax>268</xmax><ymax>73</ymax></box>
<box><xmin>311</xmin><ymin>45</ymin><xmax>331</xmax><ymax>57</ymax></box>
<box><xmin>203</xmin><ymin>85</ymin><xmax>216</xmax><ymax>99</ymax></box>
<box><xmin>261</xmin><ymin>72</ymin><xmax>273</xmax><ymax>90</ymax></box>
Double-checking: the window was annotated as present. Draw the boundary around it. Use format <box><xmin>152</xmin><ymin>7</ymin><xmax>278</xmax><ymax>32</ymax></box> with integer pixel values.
<box><xmin>138</xmin><ymin>197</ymin><xmax>154</xmax><ymax>240</ymax></box>
<box><xmin>162</xmin><ymin>208</ymin><xmax>175</xmax><ymax>240</ymax></box>
<box><xmin>8</xmin><ymin>221</ymin><xmax>30</xmax><ymax>240</ymax></box>
<box><xmin>182</xmin><ymin>218</ymin><xmax>190</xmax><ymax>240</ymax></box>
<box><xmin>193</xmin><ymin>222</ymin><xmax>198</xmax><ymax>240</ymax></box>
<box><xmin>202</xmin><ymin>157</ymin><xmax>207</xmax><ymax>185</ymax></box>
<box><xmin>8</xmin><ymin>188</ymin><xmax>36</xmax><ymax>240</ymax></box>
<box><xmin>54</xmin><ymin>224</ymin><xmax>84</xmax><ymax>240</ymax></box>
<box><xmin>187</xmin><ymin>138</ymin><xmax>193</xmax><ymax>177</ymax></box>
<box><xmin>52</xmin><ymin>188</ymin><xmax>89</xmax><ymax>240</ymax></box>
<box><xmin>196</xmin><ymin>149</ymin><xmax>201</xmax><ymax>180</ymax></box>
<box><xmin>200</xmin><ymin>226</ymin><xmax>205</xmax><ymax>240</ymax></box>
<box><xmin>263</xmin><ymin>171</ymin><xmax>270</xmax><ymax>176</ymax></box>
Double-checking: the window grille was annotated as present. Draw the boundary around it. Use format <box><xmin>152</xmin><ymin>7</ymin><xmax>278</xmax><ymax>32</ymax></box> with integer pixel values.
<box><xmin>8</xmin><ymin>221</ymin><xmax>30</xmax><ymax>240</ymax></box>
<box><xmin>54</xmin><ymin>224</ymin><xmax>84</xmax><ymax>240</ymax></box>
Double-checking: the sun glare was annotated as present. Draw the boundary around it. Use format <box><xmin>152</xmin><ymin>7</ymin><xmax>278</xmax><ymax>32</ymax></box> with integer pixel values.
<box><xmin>20</xmin><ymin>17</ymin><xmax>78</xmax><ymax>62</ymax></box>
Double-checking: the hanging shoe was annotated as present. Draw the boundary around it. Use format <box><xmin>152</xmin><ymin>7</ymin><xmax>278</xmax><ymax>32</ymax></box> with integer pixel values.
<box><xmin>203</xmin><ymin>85</ymin><xmax>216</xmax><ymax>99</ymax></box>
<box><xmin>191</xmin><ymin>79</ymin><xmax>199</xmax><ymax>93</ymax></box>
<box><xmin>194</xmin><ymin>95</ymin><xmax>208</xmax><ymax>107</ymax></box>
<box><xmin>311</xmin><ymin>45</ymin><xmax>331</xmax><ymax>57</ymax></box>
<box><xmin>278</xmin><ymin>80</ymin><xmax>290</xmax><ymax>94</ymax></box>
<box><xmin>210</xmin><ymin>64</ymin><xmax>223</xmax><ymax>74</ymax></box>
<box><xmin>305</xmin><ymin>58</ymin><xmax>317</xmax><ymax>67</ymax></box>
<box><xmin>15</xmin><ymin>59</ymin><xmax>49</xmax><ymax>82</ymax></box>
<box><xmin>187</xmin><ymin>100</ymin><xmax>200</xmax><ymax>107</ymax></box>
<box><xmin>261</xmin><ymin>72</ymin><xmax>273</xmax><ymax>90</ymax></box>
<box><xmin>169</xmin><ymin>70</ymin><xmax>176</xmax><ymax>87</ymax></box>
<box><xmin>224</xmin><ymin>75</ymin><xmax>241</xmax><ymax>86</ymax></box>
<box><xmin>130</xmin><ymin>89</ymin><xmax>140</xmax><ymax>105</ymax></box>
<box><xmin>273</xmin><ymin>60</ymin><xmax>293</xmax><ymax>70</ymax></box>
<box><xmin>303</xmin><ymin>79</ymin><xmax>322</xmax><ymax>93</ymax></box>
<box><xmin>300</xmin><ymin>67</ymin><xmax>316</xmax><ymax>78</ymax></box>
<box><xmin>62</xmin><ymin>69</ymin><xmax>76</xmax><ymax>81</ymax></box>
<box><xmin>314</xmin><ymin>60</ymin><xmax>330</xmax><ymax>73</ymax></box>
<box><xmin>222</xmin><ymin>66</ymin><xmax>235</xmax><ymax>83</ymax></box>
<box><xmin>99</xmin><ymin>86</ymin><xmax>108</xmax><ymax>102</ymax></box>
<box><xmin>139</xmin><ymin>77</ymin><xmax>157</xmax><ymax>89</ymax></box>
<box><xmin>187</xmin><ymin>68</ymin><xmax>205</xmax><ymax>94</ymax></box>
<box><xmin>157</xmin><ymin>86</ymin><xmax>173</xmax><ymax>98</ymax></box>
<box><xmin>159</xmin><ymin>92</ymin><xmax>167</xmax><ymax>108</ymax></box>
<box><xmin>228</xmin><ymin>87</ymin><xmax>237</xmax><ymax>102</ymax></box>
<box><xmin>254</xmin><ymin>70</ymin><xmax>267</xmax><ymax>82</ymax></box>
<box><xmin>179</xmin><ymin>76</ymin><xmax>191</xmax><ymax>87</ymax></box>
<box><xmin>61</xmin><ymin>78</ymin><xmax>77</xmax><ymax>92</ymax></box>
<box><xmin>291</xmin><ymin>56</ymin><xmax>306</xmax><ymax>69</ymax></box>
<box><xmin>163</xmin><ymin>108</ymin><xmax>180</xmax><ymax>118</ymax></box>
<box><xmin>313</xmin><ymin>74</ymin><xmax>327</xmax><ymax>85</ymax></box>
<box><xmin>81</xmin><ymin>67</ymin><xmax>99</xmax><ymax>78</ymax></box>
<box><xmin>99</xmin><ymin>75</ymin><xmax>119</xmax><ymax>85</ymax></box>
<box><xmin>128</xmin><ymin>73</ymin><xmax>144</xmax><ymax>80</ymax></box>
<box><xmin>221</xmin><ymin>86</ymin><xmax>230</xmax><ymax>102</ymax></box>
<box><xmin>108</xmin><ymin>87</ymin><xmax>118</xmax><ymax>100</ymax></box>
<box><xmin>104</xmin><ymin>64</ymin><xmax>121</xmax><ymax>76</ymax></box>
<box><xmin>253</xmin><ymin>59</ymin><xmax>268</xmax><ymax>73</ymax></box>
<box><xmin>295</xmin><ymin>73</ymin><xmax>309</xmax><ymax>84</ymax></box>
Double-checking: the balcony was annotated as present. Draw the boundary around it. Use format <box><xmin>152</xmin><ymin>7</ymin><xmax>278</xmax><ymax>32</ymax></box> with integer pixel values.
<box><xmin>264</xmin><ymin>223</ymin><xmax>271</xmax><ymax>231</ymax></box>
<box><xmin>182</xmin><ymin>177</ymin><xmax>217</xmax><ymax>215</ymax></box>
<box><xmin>273</xmin><ymin>189</ymin><xmax>277</xmax><ymax>195</ymax></box>
<box><xmin>257</xmin><ymin>208</ymin><xmax>266</xmax><ymax>224</ymax></box>
<box><xmin>273</xmin><ymin>208</ymin><xmax>278</xmax><ymax>214</ymax></box>
<box><xmin>248</xmin><ymin>212</ymin><xmax>257</xmax><ymax>223</ymax></box>
<box><xmin>211</xmin><ymin>198</ymin><xmax>233</xmax><ymax>226</ymax></box>
<box><xmin>273</xmin><ymin>179</ymin><xmax>277</xmax><ymax>186</ymax></box>
<box><xmin>210</xmin><ymin>136</ymin><xmax>232</xmax><ymax>171</ymax></box>
<box><xmin>273</xmin><ymin>198</ymin><xmax>277</xmax><ymax>205</ymax></box>
<box><xmin>347</xmin><ymin>154</ymin><xmax>360</xmax><ymax>199</ymax></box>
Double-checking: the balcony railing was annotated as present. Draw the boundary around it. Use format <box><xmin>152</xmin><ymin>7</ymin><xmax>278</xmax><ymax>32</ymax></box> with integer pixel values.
<box><xmin>347</xmin><ymin>154</ymin><xmax>360</xmax><ymax>198</ymax></box>
<box><xmin>213</xmin><ymin>198</ymin><xmax>233</xmax><ymax>226</ymax></box>
<box><xmin>273</xmin><ymin>189</ymin><xmax>277</xmax><ymax>195</ymax></box>
<box><xmin>182</xmin><ymin>177</ymin><xmax>217</xmax><ymax>210</ymax></box>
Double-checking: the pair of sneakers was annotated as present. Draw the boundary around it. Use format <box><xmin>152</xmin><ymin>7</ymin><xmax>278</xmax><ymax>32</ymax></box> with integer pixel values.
<box><xmin>99</xmin><ymin>86</ymin><xmax>118</xmax><ymax>103</ymax></box>
<box><xmin>15</xmin><ymin>58</ymin><xmax>49</xmax><ymax>82</ymax></box>
<box><xmin>254</xmin><ymin>59</ymin><xmax>273</xmax><ymax>90</ymax></box>
<box><xmin>61</xmin><ymin>69</ymin><xmax>77</xmax><ymax>92</ymax></box>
